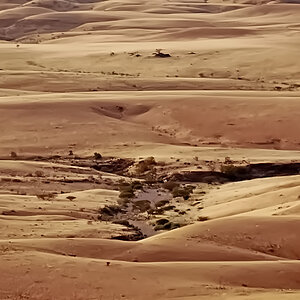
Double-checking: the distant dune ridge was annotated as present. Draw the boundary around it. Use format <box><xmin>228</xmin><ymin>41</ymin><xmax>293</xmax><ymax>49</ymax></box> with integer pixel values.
<box><xmin>1</xmin><ymin>0</ymin><xmax>300</xmax><ymax>299</ymax></box>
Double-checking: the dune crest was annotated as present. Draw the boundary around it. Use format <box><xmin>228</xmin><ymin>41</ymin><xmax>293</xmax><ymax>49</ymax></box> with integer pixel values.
<box><xmin>1</xmin><ymin>0</ymin><xmax>300</xmax><ymax>299</ymax></box>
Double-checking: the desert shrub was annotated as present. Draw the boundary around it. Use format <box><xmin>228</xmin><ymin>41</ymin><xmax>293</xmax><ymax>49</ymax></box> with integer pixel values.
<box><xmin>131</xmin><ymin>180</ymin><xmax>143</xmax><ymax>190</ymax></box>
<box><xmin>171</xmin><ymin>185</ymin><xmax>194</xmax><ymax>200</ymax></box>
<box><xmin>94</xmin><ymin>152</ymin><xmax>102</xmax><ymax>160</ymax></box>
<box><xmin>118</xmin><ymin>182</ymin><xmax>131</xmax><ymax>191</ymax></box>
<box><xmin>220</xmin><ymin>164</ymin><xmax>248</xmax><ymax>180</ymax></box>
<box><xmin>87</xmin><ymin>175</ymin><xmax>95</xmax><ymax>182</ymax></box>
<box><xmin>153</xmin><ymin>49</ymin><xmax>171</xmax><ymax>58</ymax></box>
<box><xmin>10</xmin><ymin>151</ymin><xmax>17</xmax><ymax>159</ymax></box>
<box><xmin>119</xmin><ymin>181</ymin><xmax>143</xmax><ymax>191</ymax></box>
<box><xmin>36</xmin><ymin>193</ymin><xmax>56</xmax><ymax>201</ymax></box>
<box><xmin>144</xmin><ymin>172</ymin><xmax>157</xmax><ymax>183</ymax></box>
<box><xmin>133</xmin><ymin>200</ymin><xmax>151</xmax><ymax>212</ymax></box>
<box><xmin>112</xmin><ymin>220</ymin><xmax>131</xmax><ymax>227</ymax></box>
<box><xmin>197</xmin><ymin>216</ymin><xmax>210</xmax><ymax>222</ymax></box>
<box><xmin>155</xmin><ymin>199</ymin><xmax>170</xmax><ymax>207</ymax></box>
<box><xmin>154</xmin><ymin>221</ymin><xmax>181</xmax><ymax>231</ymax></box>
<box><xmin>135</xmin><ymin>157</ymin><xmax>157</xmax><ymax>175</ymax></box>
<box><xmin>162</xmin><ymin>181</ymin><xmax>179</xmax><ymax>191</ymax></box>
<box><xmin>185</xmin><ymin>185</ymin><xmax>195</xmax><ymax>192</ymax></box>
<box><xmin>99</xmin><ymin>205</ymin><xmax>122</xmax><ymax>217</ymax></box>
<box><xmin>160</xmin><ymin>205</ymin><xmax>175</xmax><ymax>211</ymax></box>
<box><xmin>119</xmin><ymin>190</ymin><xmax>135</xmax><ymax>199</ymax></box>
<box><xmin>205</xmin><ymin>160</ymin><xmax>218</xmax><ymax>172</ymax></box>
<box><xmin>157</xmin><ymin>161</ymin><xmax>166</xmax><ymax>166</ymax></box>
<box><xmin>169</xmin><ymin>222</ymin><xmax>181</xmax><ymax>229</ymax></box>
<box><xmin>117</xmin><ymin>197</ymin><xmax>130</xmax><ymax>206</ymax></box>
<box><xmin>155</xmin><ymin>218</ymin><xmax>170</xmax><ymax>225</ymax></box>
<box><xmin>119</xmin><ymin>182</ymin><xmax>133</xmax><ymax>191</ymax></box>
<box><xmin>35</xmin><ymin>170</ymin><xmax>44</xmax><ymax>177</ymax></box>
<box><xmin>12</xmin><ymin>178</ymin><xmax>22</xmax><ymax>183</ymax></box>
<box><xmin>155</xmin><ymin>205</ymin><xmax>176</xmax><ymax>214</ymax></box>
<box><xmin>118</xmin><ymin>180</ymin><xmax>143</xmax><ymax>199</ymax></box>
<box><xmin>145</xmin><ymin>156</ymin><xmax>156</xmax><ymax>164</ymax></box>
<box><xmin>1</xmin><ymin>178</ymin><xmax>12</xmax><ymax>182</ymax></box>
<box><xmin>224</xmin><ymin>156</ymin><xmax>233</xmax><ymax>164</ymax></box>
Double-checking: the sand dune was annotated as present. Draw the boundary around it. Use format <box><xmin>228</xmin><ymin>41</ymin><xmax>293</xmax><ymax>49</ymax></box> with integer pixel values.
<box><xmin>145</xmin><ymin>215</ymin><xmax>300</xmax><ymax>258</ymax></box>
<box><xmin>198</xmin><ymin>175</ymin><xmax>300</xmax><ymax>217</ymax></box>
<box><xmin>1</xmin><ymin>250</ymin><xmax>300</xmax><ymax>299</ymax></box>
<box><xmin>1</xmin><ymin>91</ymin><xmax>300</xmax><ymax>156</ymax></box>
<box><xmin>1</xmin><ymin>0</ymin><xmax>300</xmax><ymax>299</ymax></box>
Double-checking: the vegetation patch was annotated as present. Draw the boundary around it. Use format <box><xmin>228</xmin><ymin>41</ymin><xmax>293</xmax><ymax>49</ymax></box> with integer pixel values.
<box><xmin>134</xmin><ymin>156</ymin><xmax>157</xmax><ymax>176</ymax></box>
<box><xmin>118</xmin><ymin>180</ymin><xmax>144</xmax><ymax>200</ymax></box>
<box><xmin>197</xmin><ymin>216</ymin><xmax>210</xmax><ymax>222</ymax></box>
<box><xmin>220</xmin><ymin>164</ymin><xmax>249</xmax><ymax>180</ymax></box>
<box><xmin>171</xmin><ymin>185</ymin><xmax>195</xmax><ymax>200</ymax></box>
<box><xmin>154</xmin><ymin>221</ymin><xmax>182</xmax><ymax>231</ymax></box>
<box><xmin>155</xmin><ymin>199</ymin><xmax>170</xmax><ymax>207</ymax></box>
<box><xmin>162</xmin><ymin>181</ymin><xmax>179</xmax><ymax>191</ymax></box>
<box><xmin>36</xmin><ymin>193</ymin><xmax>56</xmax><ymax>201</ymax></box>
<box><xmin>99</xmin><ymin>205</ymin><xmax>123</xmax><ymax>219</ymax></box>
<box><xmin>133</xmin><ymin>200</ymin><xmax>151</xmax><ymax>212</ymax></box>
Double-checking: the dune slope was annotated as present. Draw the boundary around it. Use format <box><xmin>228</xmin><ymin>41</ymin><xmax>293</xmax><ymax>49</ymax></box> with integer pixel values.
<box><xmin>1</xmin><ymin>0</ymin><xmax>300</xmax><ymax>299</ymax></box>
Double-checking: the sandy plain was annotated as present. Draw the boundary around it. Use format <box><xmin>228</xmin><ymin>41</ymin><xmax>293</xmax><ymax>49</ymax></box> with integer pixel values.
<box><xmin>0</xmin><ymin>0</ymin><xmax>300</xmax><ymax>299</ymax></box>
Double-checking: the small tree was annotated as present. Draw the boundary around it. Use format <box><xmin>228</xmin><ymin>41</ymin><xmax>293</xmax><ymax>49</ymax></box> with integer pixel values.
<box><xmin>10</xmin><ymin>151</ymin><xmax>17</xmax><ymax>159</ymax></box>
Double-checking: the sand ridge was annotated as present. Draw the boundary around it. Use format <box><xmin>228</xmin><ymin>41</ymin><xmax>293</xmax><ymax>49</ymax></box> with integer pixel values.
<box><xmin>1</xmin><ymin>0</ymin><xmax>300</xmax><ymax>299</ymax></box>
